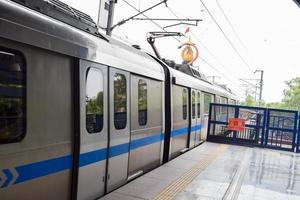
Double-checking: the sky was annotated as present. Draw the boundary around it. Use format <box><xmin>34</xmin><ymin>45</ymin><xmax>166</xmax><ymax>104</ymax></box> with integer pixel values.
<box><xmin>62</xmin><ymin>0</ymin><xmax>300</xmax><ymax>102</ymax></box>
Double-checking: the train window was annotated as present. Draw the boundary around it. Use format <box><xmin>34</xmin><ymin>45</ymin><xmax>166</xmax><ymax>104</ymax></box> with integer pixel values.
<box><xmin>197</xmin><ymin>92</ymin><xmax>201</xmax><ymax>118</ymax></box>
<box><xmin>138</xmin><ymin>79</ymin><xmax>147</xmax><ymax>126</ymax></box>
<box><xmin>229</xmin><ymin>99</ymin><xmax>236</xmax><ymax>105</ymax></box>
<box><xmin>216</xmin><ymin>96</ymin><xmax>221</xmax><ymax>104</ymax></box>
<box><xmin>221</xmin><ymin>97</ymin><xmax>228</xmax><ymax>104</ymax></box>
<box><xmin>192</xmin><ymin>91</ymin><xmax>196</xmax><ymax>119</ymax></box>
<box><xmin>182</xmin><ymin>88</ymin><xmax>187</xmax><ymax>120</ymax></box>
<box><xmin>0</xmin><ymin>48</ymin><xmax>26</xmax><ymax>144</ymax></box>
<box><xmin>204</xmin><ymin>94</ymin><xmax>212</xmax><ymax>115</ymax></box>
<box><xmin>220</xmin><ymin>97</ymin><xmax>228</xmax><ymax>114</ymax></box>
<box><xmin>86</xmin><ymin>68</ymin><xmax>104</xmax><ymax>133</ymax></box>
<box><xmin>114</xmin><ymin>74</ymin><xmax>127</xmax><ymax>130</ymax></box>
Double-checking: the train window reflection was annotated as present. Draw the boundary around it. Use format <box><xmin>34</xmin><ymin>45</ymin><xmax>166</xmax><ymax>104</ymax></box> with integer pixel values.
<box><xmin>192</xmin><ymin>91</ymin><xmax>196</xmax><ymax>119</ymax></box>
<box><xmin>221</xmin><ymin>97</ymin><xmax>228</xmax><ymax>104</ymax></box>
<box><xmin>138</xmin><ymin>79</ymin><xmax>147</xmax><ymax>126</ymax></box>
<box><xmin>197</xmin><ymin>92</ymin><xmax>201</xmax><ymax>118</ymax></box>
<box><xmin>204</xmin><ymin>94</ymin><xmax>212</xmax><ymax>115</ymax></box>
<box><xmin>216</xmin><ymin>96</ymin><xmax>221</xmax><ymax>104</ymax></box>
<box><xmin>114</xmin><ymin>74</ymin><xmax>127</xmax><ymax>130</ymax></box>
<box><xmin>0</xmin><ymin>48</ymin><xmax>26</xmax><ymax>144</ymax></box>
<box><xmin>86</xmin><ymin>68</ymin><xmax>104</xmax><ymax>133</ymax></box>
<box><xmin>221</xmin><ymin>97</ymin><xmax>228</xmax><ymax>114</ymax></box>
<box><xmin>182</xmin><ymin>89</ymin><xmax>187</xmax><ymax>120</ymax></box>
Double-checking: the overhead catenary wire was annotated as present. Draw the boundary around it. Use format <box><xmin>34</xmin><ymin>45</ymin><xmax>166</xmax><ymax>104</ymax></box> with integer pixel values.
<box><xmin>121</xmin><ymin>0</ymin><xmax>183</xmax><ymax>44</ymax></box>
<box><xmin>122</xmin><ymin>1</ymin><xmax>241</xmax><ymax>86</ymax></box>
<box><xmin>167</xmin><ymin>5</ymin><xmax>181</xmax><ymax>19</ymax></box>
<box><xmin>123</xmin><ymin>1</ymin><xmax>235</xmax><ymax>84</ymax></box>
<box><xmin>199</xmin><ymin>0</ymin><xmax>254</xmax><ymax>74</ymax></box>
<box><xmin>167</xmin><ymin>4</ymin><xmax>259</xmax><ymax>97</ymax></box>
<box><xmin>121</xmin><ymin>0</ymin><xmax>165</xmax><ymax>30</ymax></box>
<box><xmin>215</xmin><ymin>0</ymin><xmax>248</xmax><ymax>51</ymax></box>
<box><xmin>166</xmin><ymin>6</ymin><xmax>241</xmax><ymax>85</ymax></box>
<box><xmin>199</xmin><ymin>57</ymin><xmax>238</xmax><ymax>84</ymax></box>
<box><xmin>190</xmin><ymin>32</ymin><xmax>239</xmax><ymax>79</ymax></box>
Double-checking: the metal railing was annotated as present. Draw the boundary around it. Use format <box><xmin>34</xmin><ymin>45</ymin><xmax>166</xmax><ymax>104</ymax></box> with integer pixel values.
<box><xmin>207</xmin><ymin>103</ymin><xmax>300</xmax><ymax>152</ymax></box>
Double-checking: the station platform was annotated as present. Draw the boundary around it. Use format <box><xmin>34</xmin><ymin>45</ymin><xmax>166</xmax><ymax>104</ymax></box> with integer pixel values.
<box><xmin>100</xmin><ymin>142</ymin><xmax>300</xmax><ymax>200</ymax></box>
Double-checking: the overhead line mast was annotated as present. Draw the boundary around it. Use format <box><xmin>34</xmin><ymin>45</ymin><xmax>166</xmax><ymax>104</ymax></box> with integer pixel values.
<box><xmin>255</xmin><ymin>70</ymin><xmax>264</xmax><ymax>104</ymax></box>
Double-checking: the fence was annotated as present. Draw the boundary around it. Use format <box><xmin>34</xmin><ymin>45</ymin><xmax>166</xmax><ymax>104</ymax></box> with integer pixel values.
<box><xmin>207</xmin><ymin>103</ymin><xmax>300</xmax><ymax>152</ymax></box>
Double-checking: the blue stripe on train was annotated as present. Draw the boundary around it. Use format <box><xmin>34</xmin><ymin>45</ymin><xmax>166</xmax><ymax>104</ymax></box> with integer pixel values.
<box><xmin>14</xmin><ymin>155</ymin><xmax>72</xmax><ymax>184</ymax></box>
<box><xmin>171</xmin><ymin>124</ymin><xmax>202</xmax><ymax>137</ymax></box>
<box><xmin>171</xmin><ymin>127</ymin><xmax>189</xmax><ymax>137</ymax></box>
<box><xmin>2</xmin><ymin>125</ymin><xmax>202</xmax><ymax>187</ymax></box>
<box><xmin>109</xmin><ymin>143</ymin><xmax>130</xmax><ymax>158</ymax></box>
<box><xmin>191</xmin><ymin>124</ymin><xmax>202</xmax><ymax>132</ymax></box>
<box><xmin>130</xmin><ymin>133</ymin><xmax>164</xmax><ymax>150</ymax></box>
<box><xmin>79</xmin><ymin>148</ymin><xmax>107</xmax><ymax>167</ymax></box>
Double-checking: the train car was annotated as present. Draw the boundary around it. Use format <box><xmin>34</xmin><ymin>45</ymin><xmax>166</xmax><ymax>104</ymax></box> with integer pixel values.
<box><xmin>0</xmin><ymin>0</ymin><xmax>166</xmax><ymax>199</ymax></box>
<box><xmin>0</xmin><ymin>0</ymin><xmax>237</xmax><ymax>199</ymax></box>
<box><xmin>150</xmin><ymin>59</ymin><xmax>236</xmax><ymax>161</ymax></box>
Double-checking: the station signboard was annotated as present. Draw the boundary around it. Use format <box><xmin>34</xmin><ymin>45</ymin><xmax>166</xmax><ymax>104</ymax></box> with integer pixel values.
<box><xmin>228</xmin><ymin>118</ymin><xmax>246</xmax><ymax>132</ymax></box>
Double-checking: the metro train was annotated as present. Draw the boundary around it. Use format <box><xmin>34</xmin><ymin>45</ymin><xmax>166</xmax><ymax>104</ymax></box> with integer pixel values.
<box><xmin>0</xmin><ymin>0</ymin><xmax>237</xmax><ymax>199</ymax></box>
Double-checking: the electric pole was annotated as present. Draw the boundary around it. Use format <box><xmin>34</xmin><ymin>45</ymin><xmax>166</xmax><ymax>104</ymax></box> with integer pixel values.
<box><xmin>255</xmin><ymin>70</ymin><xmax>264</xmax><ymax>105</ymax></box>
<box><xmin>106</xmin><ymin>0</ymin><xmax>116</xmax><ymax>36</ymax></box>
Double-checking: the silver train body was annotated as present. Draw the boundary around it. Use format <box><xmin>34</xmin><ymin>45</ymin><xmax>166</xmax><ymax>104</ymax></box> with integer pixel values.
<box><xmin>0</xmin><ymin>0</ymin><xmax>236</xmax><ymax>199</ymax></box>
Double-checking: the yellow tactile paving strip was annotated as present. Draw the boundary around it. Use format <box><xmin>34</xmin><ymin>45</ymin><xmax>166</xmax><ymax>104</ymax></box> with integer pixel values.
<box><xmin>152</xmin><ymin>144</ymin><xmax>228</xmax><ymax>200</ymax></box>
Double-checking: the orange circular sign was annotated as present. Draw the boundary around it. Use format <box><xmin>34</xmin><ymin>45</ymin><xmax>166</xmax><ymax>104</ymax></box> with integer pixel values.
<box><xmin>181</xmin><ymin>42</ymin><xmax>199</xmax><ymax>65</ymax></box>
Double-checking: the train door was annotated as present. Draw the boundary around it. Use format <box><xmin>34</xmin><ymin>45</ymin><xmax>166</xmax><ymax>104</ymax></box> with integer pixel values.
<box><xmin>106</xmin><ymin>68</ymin><xmax>130</xmax><ymax>192</ymax></box>
<box><xmin>189</xmin><ymin>89</ymin><xmax>197</xmax><ymax>148</ymax></box>
<box><xmin>170</xmin><ymin>85</ymin><xmax>189</xmax><ymax>159</ymax></box>
<box><xmin>78</xmin><ymin>60</ymin><xmax>108</xmax><ymax>200</ymax></box>
<box><xmin>201</xmin><ymin>93</ymin><xmax>214</xmax><ymax>140</ymax></box>
<box><xmin>195</xmin><ymin>91</ymin><xmax>202</xmax><ymax>145</ymax></box>
<box><xmin>128</xmin><ymin>76</ymin><xmax>163</xmax><ymax>178</ymax></box>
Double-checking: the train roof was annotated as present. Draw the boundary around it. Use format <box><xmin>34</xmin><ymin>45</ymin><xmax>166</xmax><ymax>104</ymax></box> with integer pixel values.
<box><xmin>0</xmin><ymin>0</ymin><xmax>165</xmax><ymax>80</ymax></box>
<box><xmin>150</xmin><ymin>55</ymin><xmax>236</xmax><ymax>99</ymax></box>
<box><xmin>169</xmin><ymin>67</ymin><xmax>236</xmax><ymax>99</ymax></box>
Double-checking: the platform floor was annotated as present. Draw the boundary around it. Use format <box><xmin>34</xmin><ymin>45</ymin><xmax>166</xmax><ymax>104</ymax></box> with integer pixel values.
<box><xmin>100</xmin><ymin>142</ymin><xmax>300</xmax><ymax>200</ymax></box>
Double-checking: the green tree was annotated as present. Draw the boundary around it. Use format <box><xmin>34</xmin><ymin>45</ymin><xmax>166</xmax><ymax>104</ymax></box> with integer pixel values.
<box><xmin>240</xmin><ymin>77</ymin><xmax>300</xmax><ymax>110</ymax></box>
<box><xmin>86</xmin><ymin>91</ymin><xmax>103</xmax><ymax>114</ymax></box>
<box><xmin>241</xmin><ymin>95</ymin><xmax>256</xmax><ymax>106</ymax></box>
<box><xmin>114</xmin><ymin>75</ymin><xmax>126</xmax><ymax>112</ymax></box>
<box><xmin>266</xmin><ymin>102</ymin><xmax>285</xmax><ymax>109</ymax></box>
<box><xmin>138</xmin><ymin>80</ymin><xmax>147</xmax><ymax>110</ymax></box>
<box><xmin>282</xmin><ymin>77</ymin><xmax>300</xmax><ymax>110</ymax></box>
